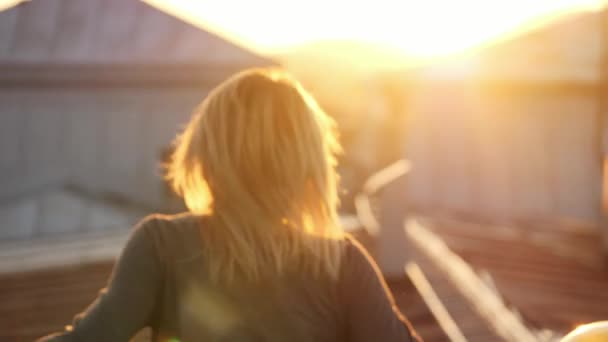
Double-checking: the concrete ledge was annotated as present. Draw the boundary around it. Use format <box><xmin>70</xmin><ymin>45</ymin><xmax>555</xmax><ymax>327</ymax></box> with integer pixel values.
<box><xmin>0</xmin><ymin>229</ymin><xmax>130</xmax><ymax>275</ymax></box>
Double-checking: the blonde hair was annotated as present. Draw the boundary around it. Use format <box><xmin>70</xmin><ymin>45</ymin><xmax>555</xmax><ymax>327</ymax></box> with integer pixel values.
<box><xmin>166</xmin><ymin>68</ymin><xmax>344</xmax><ymax>283</ymax></box>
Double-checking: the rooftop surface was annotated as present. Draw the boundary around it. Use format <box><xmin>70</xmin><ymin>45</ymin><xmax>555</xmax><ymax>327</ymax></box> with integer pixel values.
<box><xmin>1</xmin><ymin>217</ymin><xmax>606</xmax><ymax>341</ymax></box>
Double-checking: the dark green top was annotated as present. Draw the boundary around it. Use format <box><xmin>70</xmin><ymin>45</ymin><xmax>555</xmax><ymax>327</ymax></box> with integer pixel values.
<box><xmin>38</xmin><ymin>213</ymin><xmax>419</xmax><ymax>342</ymax></box>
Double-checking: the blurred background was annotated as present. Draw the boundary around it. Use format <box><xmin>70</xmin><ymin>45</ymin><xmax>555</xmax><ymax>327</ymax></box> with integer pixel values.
<box><xmin>1</xmin><ymin>0</ymin><xmax>608</xmax><ymax>341</ymax></box>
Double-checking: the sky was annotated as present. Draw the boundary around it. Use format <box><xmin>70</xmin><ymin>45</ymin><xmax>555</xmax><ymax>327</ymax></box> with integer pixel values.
<box><xmin>142</xmin><ymin>0</ymin><xmax>607</xmax><ymax>60</ymax></box>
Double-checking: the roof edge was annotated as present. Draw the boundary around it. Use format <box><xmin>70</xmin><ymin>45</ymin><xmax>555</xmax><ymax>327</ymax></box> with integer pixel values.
<box><xmin>0</xmin><ymin>63</ymin><xmax>276</xmax><ymax>88</ymax></box>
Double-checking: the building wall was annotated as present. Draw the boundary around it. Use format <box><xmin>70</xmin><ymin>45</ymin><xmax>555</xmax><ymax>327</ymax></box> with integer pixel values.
<box><xmin>0</xmin><ymin>87</ymin><xmax>207</xmax><ymax>209</ymax></box>
<box><xmin>404</xmin><ymin>85</ymin><xmax>602</xmax><ymax>224</ymax></box>
<box><xmin>1</xmin><ymin>83</ymin><xmax>602</xmax><ymax>241</ymax></box>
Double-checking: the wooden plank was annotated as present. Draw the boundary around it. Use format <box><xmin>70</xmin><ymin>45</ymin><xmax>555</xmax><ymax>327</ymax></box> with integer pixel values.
<box><xmin>0</xmin><ymin>262</ymin><xmax>115</xmax><ymax>341</ymax></box>
<box><xmin>404</xmin><ymin>250</ymin><xmax>502</xmax><ymax>340</ymax></box>
<box><xmin>416</xmin><ymin>216</ymin><xmax>608</xmax><ymax>333</ymax></box>
<box><xmin>420</xmin><ymin>217</ymin><xmax>602</xmax><ymax>268</ymax></box>
<box><xmin>405</xmin><ymin>219</ymin><xmax>541</xmax><ymax>342</ymax></box>
<box><xmin>405</xmin><ymin>262</ymin><xmax>467</xmax><ymax>342</ymax></box>
<box><xmin>0</xmin><ymin>229</ymin><xmax>130</xmax><ymax>274</ymax></box>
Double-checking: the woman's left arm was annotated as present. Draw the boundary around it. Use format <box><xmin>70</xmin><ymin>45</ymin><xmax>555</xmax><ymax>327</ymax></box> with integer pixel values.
<box><xmin>37</xmin><ymin>216</ymin><xmax>163</xmax><ymax>342</ymax></box>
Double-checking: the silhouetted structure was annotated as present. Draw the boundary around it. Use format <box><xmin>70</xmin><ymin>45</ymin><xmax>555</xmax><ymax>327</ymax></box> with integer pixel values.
<box><xmin>0</xmin><ymin>0</ymin><xmax>272</xmax><ymax>241</ymax></box>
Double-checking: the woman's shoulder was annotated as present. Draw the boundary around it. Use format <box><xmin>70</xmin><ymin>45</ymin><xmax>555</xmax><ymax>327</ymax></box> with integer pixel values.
<box><xmin>338</xmin><ymin>234</ymin><xmax>378</xmax><ymax>274</ymax></box>
<box><xmin>307</xmin><ymin>233</ymin><xmax>369</xmax><ymax>258</ymax></box>
<box><xmin>133</xmin><ymin>212</ymin><xmax>206</xmax><ymax>262</ymax></box>
<box><xmin>340</xmin><ymin>234</ymin><xmax>369</xmax><ymax>256</ymax></box>
<box><xmin>134</xmin><ymin>212</ymin><xmax>203</xmax><ymax>238</ymax></box>
<box><xmin>137</xmin><ymin>211</ymin><xmax>202</xmax><ymax>226</ymax></box>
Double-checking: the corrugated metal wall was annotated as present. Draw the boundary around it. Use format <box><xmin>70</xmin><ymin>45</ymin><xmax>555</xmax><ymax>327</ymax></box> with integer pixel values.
<box><xmin>405</xmin><ymin>84</ymin><xmax>602</xmax><ymax>224</ymax></box>
<box><xmin>1</xmin><ymin>84</ymin><xmax>601</xmax><ymax>224</ymax></box>
<box><xmin>0</xmin><ymin>88</ymin><xmax>205</xmax><ymax>209</ymax></box>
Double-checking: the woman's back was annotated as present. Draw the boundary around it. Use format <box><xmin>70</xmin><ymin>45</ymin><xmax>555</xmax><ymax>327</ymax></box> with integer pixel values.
<box><xmin>39</xmin><ymin>213</ymin><xmax>418</xmax><ymax>341</ymax></box>
<box><xmin>153</xmin><ymin>213</ymin><xmax>416</xmax><ymax>341</ymax></box>
<box><xmin>150</xmin><ymin>213</ymin><xmax>345</xmax><ymax>341</ymax></box>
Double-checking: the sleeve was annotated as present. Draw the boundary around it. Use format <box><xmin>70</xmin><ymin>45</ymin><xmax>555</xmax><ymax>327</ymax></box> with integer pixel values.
<box><xmin>340</xmin><ymin>238</ymin><xmax>421</xmax><ymax>342</ymax></box>
<box><xmin>36</xmin><ymin>216</ymin><xmax>163</xmax><ymax>342</ymax></box>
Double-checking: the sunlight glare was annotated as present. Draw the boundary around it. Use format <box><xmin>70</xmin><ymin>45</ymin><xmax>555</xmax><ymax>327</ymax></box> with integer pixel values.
<box><xmin>143</xmin><ymin>0</ymin><xmax>605</xmax><ymax>60</ymax></box>
<box><xmin>0</xmin><ymin>0</ymin><xmax>26</xmax><ymax>11</ymax></box>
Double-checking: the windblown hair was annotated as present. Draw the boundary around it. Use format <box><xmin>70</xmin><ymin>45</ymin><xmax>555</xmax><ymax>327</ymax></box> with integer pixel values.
<box><xmin>166</xmin><ymin>68</ymin><xmax>344</xmax><ymax>283</ymax></box>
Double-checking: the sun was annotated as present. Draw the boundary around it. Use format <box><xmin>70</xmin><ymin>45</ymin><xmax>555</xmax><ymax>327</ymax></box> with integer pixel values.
<box><xmin>143</xmin><ymin>0</ymin><xmax>605</xmax><ymax>62</ymax></box>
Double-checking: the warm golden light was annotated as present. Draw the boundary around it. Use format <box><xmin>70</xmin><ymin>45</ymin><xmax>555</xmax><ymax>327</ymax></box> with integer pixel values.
<box><xmin>0</xmin><ymin>0</ymin><xmax>25</xmax><ymax>11</ymax></box>
<box><xmin>143</xmin><ymin>0</ymin><xmax>605</xmax><ymax>61</ymax></box>
<box><xmin>561</xmin><ymin>321</ymin><xmax>608</xmax><ymax>342</ymax></box>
